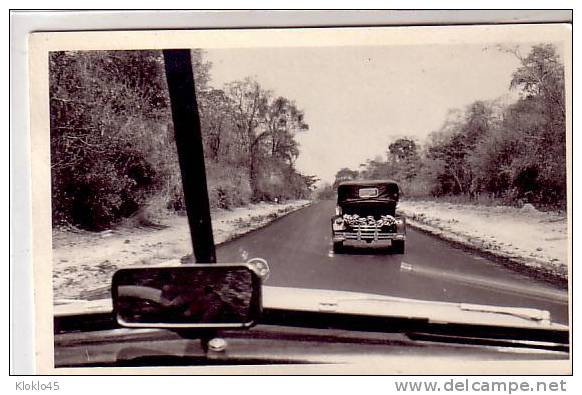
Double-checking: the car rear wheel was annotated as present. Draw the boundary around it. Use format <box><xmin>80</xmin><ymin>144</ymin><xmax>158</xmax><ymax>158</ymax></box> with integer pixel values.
<box><xmin>333</xmin><ymin>241</ymin><xmax>344</xmax><ymax>254</ymax></box>
<box><xmin>392</xmin><ymin>240</ymin><xmax>405</xmax><ymax>254</ymax></box>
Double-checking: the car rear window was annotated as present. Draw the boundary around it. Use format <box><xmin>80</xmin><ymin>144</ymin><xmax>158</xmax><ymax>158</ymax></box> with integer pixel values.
<box><xmin>358</xmin><ymin>188</ymin><xmax>379</xmax><ymax>198</ymax></box>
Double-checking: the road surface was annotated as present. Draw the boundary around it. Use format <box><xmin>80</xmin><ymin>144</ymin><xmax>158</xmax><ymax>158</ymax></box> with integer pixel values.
<box><xmin>217</xmin><ymin>200</ymin><xmax>568</xmax><ymax>324</ymax></box>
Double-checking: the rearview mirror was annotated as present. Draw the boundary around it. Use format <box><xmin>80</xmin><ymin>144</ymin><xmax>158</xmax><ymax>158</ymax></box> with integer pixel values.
<box><xmin>112</xmin><ymin>264</ymin><xmax>262</xmax><ymax>329</ymax></box>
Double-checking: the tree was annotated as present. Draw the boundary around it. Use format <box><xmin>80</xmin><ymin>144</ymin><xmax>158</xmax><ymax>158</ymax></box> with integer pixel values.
<box><xmin>264</xmin><ymin>96</ymin><xmax>309</xmax><ymax>160</ymax></box>
<box><xmin>424</xmin><ymin>101</ymin><xmax>495</xmax><ymax>196</ymax></box>
<box><xmin>253</xmin><ymin>95</ymin><xmax>309</xmax><ymax>200</ymax></box>
<box><xmin>225</xmin><ymin>78</ymin><xmax>271</xmax><ymax>198</ymax></box>
<box><xmin>388</xmin><ymin>138</ymin><xmax>421</xmax><ymax>181</ymax></box>
<box><xmin>388</xmin><ymin>138</ymin><xmax>417</xmax><ymax>162</ymax></box>
<box><xmin>333</xmin><ymin>168</ymin><xmax>360</xmax><ymax>188</ymax></box>
<box><xmin>198</xmin><ymin>88</ymin><xmax>236</xmax><ymax>161</ymax></box>
<box><xmin>507</xmin><ymin>44</ymin><xmax>565</xmax><ymax>107</ymax></box>
<box><xmin>225</xmin><ymin>79</ymin><xmax>311</xmax><ymax>200</ymax></box>
<box><xmin>190</xmin><ymin>49</ymin><xmax>212</xmax><ymax>94</ymax></box>
<box><xmin>503</xmin><ymin>44</ymin><xmax>566</xmax><ymax>206</ymax></box>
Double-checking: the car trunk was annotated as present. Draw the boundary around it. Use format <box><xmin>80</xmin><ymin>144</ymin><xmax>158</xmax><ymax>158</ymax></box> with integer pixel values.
<box><xmin>340</xmin><ymin>200</ymin><xmax>396</xmax><ymax>218</ymax></box>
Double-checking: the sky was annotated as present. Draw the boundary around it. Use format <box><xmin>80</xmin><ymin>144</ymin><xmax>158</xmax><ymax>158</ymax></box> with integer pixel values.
<box><xmin>204</xmin><ymin>43</ymin><xmax>527</xmax><ymax>184</ymax></box>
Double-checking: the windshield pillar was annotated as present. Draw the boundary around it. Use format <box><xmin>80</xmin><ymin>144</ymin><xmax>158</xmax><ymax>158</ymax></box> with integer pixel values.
<box><xmin>163</xmin><ymin>49</ymin><xmax>216</xmax><ymax>264</ymax></box>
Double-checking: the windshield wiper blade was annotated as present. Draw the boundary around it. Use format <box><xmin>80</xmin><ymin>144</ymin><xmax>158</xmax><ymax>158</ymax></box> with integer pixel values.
<box><xmin>328</xmin><ymin>297</ymin><xmax>551</xmax><ymax>323</ymax></box>
<box><xmin>459</xmin><ymin>303</ymin><xmax>550</xmax><ymax>322</ymax></box>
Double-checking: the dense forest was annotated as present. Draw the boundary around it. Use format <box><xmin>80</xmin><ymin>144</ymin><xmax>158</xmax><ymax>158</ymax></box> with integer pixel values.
<box><xmin>323</xmin><ymin>44</ymin><xmax>567</xmax><ymax>210</ymax></box>
<box><xmin>50</xmin><ymin>50</ymin><xmax>317</xmax><ymax>230</ymax></box>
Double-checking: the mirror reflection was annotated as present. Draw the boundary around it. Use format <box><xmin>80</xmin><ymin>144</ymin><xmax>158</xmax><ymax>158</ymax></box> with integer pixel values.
<box><xmin>113</xmin><ymin>266</ymin><xmax>256</xmax><ymax>326</ymax></box>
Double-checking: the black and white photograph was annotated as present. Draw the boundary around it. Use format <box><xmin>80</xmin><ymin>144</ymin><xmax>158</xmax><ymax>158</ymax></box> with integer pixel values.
<box><xmin>26</xmin><ymin>20</ymin><xmax>571</xmax><ymax>374</ymax></box>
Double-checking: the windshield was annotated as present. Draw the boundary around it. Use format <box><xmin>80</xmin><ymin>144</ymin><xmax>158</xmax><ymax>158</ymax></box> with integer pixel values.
<box><xmin>49</xmin><ymin>28</ymin><xmax>569</xmax><ymax>339</ymax></box>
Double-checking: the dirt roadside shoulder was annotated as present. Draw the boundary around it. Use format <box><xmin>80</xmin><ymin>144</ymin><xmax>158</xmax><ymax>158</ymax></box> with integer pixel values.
<box><xmin>53</xmin><ymin>200</ymin><xmax>312</xmax><ymax>302</ymax></box>
<box><xmin>398</xmin><ymin>201</ymin><xmax>568</xmax><ymax>287</ymax></box>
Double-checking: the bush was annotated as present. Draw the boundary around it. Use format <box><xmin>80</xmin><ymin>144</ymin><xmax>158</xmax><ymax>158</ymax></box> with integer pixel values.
<box><xmin>398</xmin><ymin>178</ymin><xmax>432</xmax><ymax>199</ymax></box>
<box><xmin>206</xmin><ymin>163</ymin><xmax>252</xmax><ymax>209</ymax></box>
<box><xmin>51</xmin><ymin>139</ymin><xmax>160</xmax><ymax>230</ymax></box>
<box><xmin>50</xmin><ymin>50</ymin><xmax>174</xmax><ymax>229</ymax></box>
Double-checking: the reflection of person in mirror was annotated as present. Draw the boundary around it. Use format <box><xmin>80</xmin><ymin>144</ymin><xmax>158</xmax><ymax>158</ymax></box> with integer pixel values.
<box><xmin>162</xmin><ymin>284</ymin><xmax>242</xmax><ymax>323</ymax></box>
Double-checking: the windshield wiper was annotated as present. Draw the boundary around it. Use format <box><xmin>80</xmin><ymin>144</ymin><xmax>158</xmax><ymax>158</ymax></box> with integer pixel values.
<box><xmin>323</xmin><ymin>298</ymin><xmax>550</xmax><ymax>323</ymax></box>
<box><xmin>459</xmin><ymin>303</ymin><xmax>550</xmax><ymax>322</ymax></box>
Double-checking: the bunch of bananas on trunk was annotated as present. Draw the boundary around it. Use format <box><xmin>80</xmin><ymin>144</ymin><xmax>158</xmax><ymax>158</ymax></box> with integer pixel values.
<box><xmin>342</xmin><ymin>214</ymin><xmax>396</xmax><ymax>228</ymax></box>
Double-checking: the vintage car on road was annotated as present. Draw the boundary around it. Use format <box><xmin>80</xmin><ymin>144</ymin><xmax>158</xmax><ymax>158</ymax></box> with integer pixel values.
<box><xmin>331</xmin><ymin>180</ymin><xmax>406</xmax><ymax>253</ymax></box>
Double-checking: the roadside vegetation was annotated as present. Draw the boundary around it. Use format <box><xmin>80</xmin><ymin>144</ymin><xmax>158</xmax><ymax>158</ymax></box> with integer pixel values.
<box><xmin>50</xmin><ymin>50</ymin><xmax>317</xmax><ymax>230</ymax></box>
<box><xmin>323</xmin><ymin>44</ymin><xmax>567</xmax><ymax>211</ymax></box>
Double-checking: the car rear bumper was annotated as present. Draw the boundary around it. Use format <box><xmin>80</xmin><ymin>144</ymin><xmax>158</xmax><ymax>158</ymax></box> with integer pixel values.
<box><xmin>333</xmin><ymin>231</ymin><xmax>406</xmax><ymax>242</ymax></box>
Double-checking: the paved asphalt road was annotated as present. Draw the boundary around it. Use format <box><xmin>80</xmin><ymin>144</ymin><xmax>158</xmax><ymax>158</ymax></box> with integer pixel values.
<box><xmin>217</xmin><ymin>200</ymin><xmax>568</xmax><ymax>324</ymax></box>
